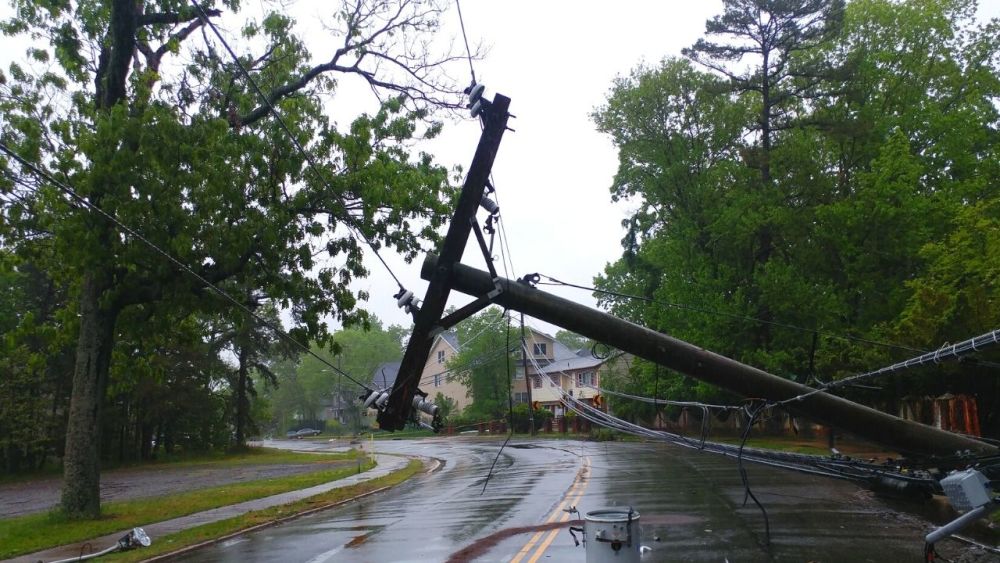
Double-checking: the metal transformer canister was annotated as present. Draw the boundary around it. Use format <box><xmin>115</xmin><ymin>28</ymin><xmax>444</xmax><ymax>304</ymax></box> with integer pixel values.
<box><xmin>583</xmin><ymin>509</ymin><xmax>641</xmax><ymax>563</ymax></box>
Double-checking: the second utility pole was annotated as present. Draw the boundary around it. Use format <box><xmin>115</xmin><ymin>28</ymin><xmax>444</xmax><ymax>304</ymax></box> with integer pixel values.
<box><xmin>521</xmin><ymin>312</ymin><xmax>535</xmax><ymax>435</ymax></box>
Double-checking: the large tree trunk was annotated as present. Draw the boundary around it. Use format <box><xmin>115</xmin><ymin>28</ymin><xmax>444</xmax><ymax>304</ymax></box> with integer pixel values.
<box><xmin>60</xmin><ymin>273</ymin><xmax>118</xmax><ymax>518</ymax></box>
<box><xmin>59</xmin><ymin>0</ymin><xmax>135</xmax><ymax>519</ymax></box>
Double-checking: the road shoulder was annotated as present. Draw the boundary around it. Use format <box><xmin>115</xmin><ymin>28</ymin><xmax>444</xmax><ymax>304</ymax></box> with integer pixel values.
<box><xmin>3</xmin><ymin>454</ymin><xmax>424</xmax><ymax>563</ymax></box>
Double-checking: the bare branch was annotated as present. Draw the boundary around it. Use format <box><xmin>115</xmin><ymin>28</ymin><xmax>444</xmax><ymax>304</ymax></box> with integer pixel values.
<box><xmin>238</xmin><ymin>0</ymin><xmax>472</xmax><ymax>126</ymax></box>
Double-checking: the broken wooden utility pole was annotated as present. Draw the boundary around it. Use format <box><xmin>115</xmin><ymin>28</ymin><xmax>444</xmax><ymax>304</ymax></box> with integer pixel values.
<box><xmin>377</xmin><ymin>87</ymin><xmax>512</xmax><ymax>431</ymax></box>
<box><xmin>421</xmin><ymin>255</ymin><xmax>998</xmax><ymax>458</ymax></box>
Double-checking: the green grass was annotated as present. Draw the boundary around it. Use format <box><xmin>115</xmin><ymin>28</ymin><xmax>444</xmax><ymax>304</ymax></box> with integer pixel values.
<box><xmin>0</xmin><ymin>446</ymin><xmax>351</xmax><ymax>485</ymax></box>
<box><xmin>0</xmin><ymin>451</ymin><xmax>371</xmax><ymax>559</ymax></box>
<box><xmin>715</xmin><ymin>437</ymin><xmax>836</xmax><ymax>456</ymax></box>
<box><xmin>103</xmin><ymin>459</ymin><xmax>425</xmax><ymax>563</ymax></box>
<box><xmin>122</xmin><ymin>445</ymin><xmax>354</xmax><ymax>469</ymax></box>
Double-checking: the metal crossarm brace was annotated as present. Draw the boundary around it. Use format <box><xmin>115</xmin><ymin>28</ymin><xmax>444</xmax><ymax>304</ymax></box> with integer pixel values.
<box><xmin>377</xmin><ymin>93</ymin><xmax>512</xmax><ymax>431</ymax></box>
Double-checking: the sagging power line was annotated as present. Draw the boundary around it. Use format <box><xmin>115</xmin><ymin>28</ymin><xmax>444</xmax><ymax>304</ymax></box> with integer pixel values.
<box><xmin>0</xmin><ymin>141</ymin><xmax>374</xmax><ymax>393</ymax></box>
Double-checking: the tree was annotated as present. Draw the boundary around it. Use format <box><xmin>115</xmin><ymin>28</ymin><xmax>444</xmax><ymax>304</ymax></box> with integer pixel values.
<box><xmin>448</xmin><ymin>307</ymin><xmax>516</xmax><ymax>422</ymax></box>
<box><xmin>209</xmin><ymin>300</ymin><xmax>298</xmax><ymax>449</ymax></box>
<box><xmin>554</xmin><ymin>330</ymin><xmax>592</xmax><ymax>352</ymax></box>
<box><xmin>433</xmin><ymin>392</ymin><xmax>457</xmax><ymax>422</ymax></box>
<box><xmin>683</xmin><ymin>0</ymin><xmax>845</xmax><ymax>184</ymax></box>
<box><xmin>263</xmin><ymin>318</ymin><xmax>404</xmax><ymax>433</ymax></box>
<box><xmin>304</xmin><ymin>318</ymin><xmax>404</xmax><ymax>430</ymax></box>
<box><xmin>593</xmin><ymin>0</ymin><xmax>1000</xmax><ymax>424</ymax></box>
<box><xmin>1</xmin><ymin>0</ymin><xmax>463</xmax><ymax>517</ymax></box>
<box><xmin>0</xmin><ymin>251</ymin><xmax>74</xmax><ymax>472</ymax></box>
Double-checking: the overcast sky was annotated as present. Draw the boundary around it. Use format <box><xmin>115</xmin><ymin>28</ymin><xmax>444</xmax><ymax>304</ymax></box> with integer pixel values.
<box><xmin>334</xmin><ymin>0</ymin><xmax>1000</xmax><ymax>335</ymax></box>
<box><xmin>3</xmin><ymin>0</ymin><xmax>999</xmax><ymax>338</ymax></box>
<box><xmin>329</xmin><ymin>0</ymin><xmax>727</xmax><ymax>334</ymax></box>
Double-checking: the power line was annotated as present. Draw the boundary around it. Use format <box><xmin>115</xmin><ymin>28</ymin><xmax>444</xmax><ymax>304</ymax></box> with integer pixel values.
<box><xmin>525</xmin><ymin>349</ymin><xmax>935</xmax><ymax>485</ymax></box>
<box><xmin>537</xmin><ymin>274</ymin><xmax>959</xmax><ymax>356</ymax></box>
<box><xmin>481</xmin><ymin>309</ymin><xmax>515</xmax><ymax>494</ymax></box>
<box><xmin>776</xmin><ymin>328</ymin><xmax>1000</xmax><ymax>407</ymax></box>
<box><xmin>454</xmin><ymin>0</ymin><xmax>477</xmax><ymax>85</ymax></box>
<box><xmin>189</xmin><ymin>0</ymin><xmax>406</xmax><ymax>291</ymax></box>
<box><xmin>494</xmin><ymin>186</ymin><xmax>517</xmax><ymax>279</ymax></box>
<box><xmin>0</xmin><ymin>141</ymin><xmax>373</xmax><ymax>392</ymax></box>
<box><xmin>580</xmin><ymin>382</ymin><xmax>743</xmax><ymax>412</ymax></box>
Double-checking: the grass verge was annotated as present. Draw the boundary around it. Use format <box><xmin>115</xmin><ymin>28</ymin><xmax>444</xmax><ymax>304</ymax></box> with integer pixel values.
<box><xmin>0</xmin><ymin>446</ymin><xmax>357</xmax><ymax>485</ymax></box>
<box><xmin>0</xmin><ymin>451</ymin><xmax>371</xmax><ymax>559</ymax></box>
<box><xmin>105</xmin><ymin>459</ymin><xmax>424</xmax><ymax>562</ymax></box>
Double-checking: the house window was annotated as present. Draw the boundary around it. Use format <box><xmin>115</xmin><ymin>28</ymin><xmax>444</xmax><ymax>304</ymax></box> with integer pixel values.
<box><xmin>514</xmin><ymin>366</ymin><xmax>524</xmax><ymax>379</ymax></box>
<box><xmin>576</xmin><ymin>372</ymin><xmax>594</xmax><ymax>387</ymax></box>
<box><xmin>532</xmin><ymin>375</ymin><xmax>542</xmax><ymax>389</ymax></box>
<box><xmin>532</xmin><ymin>343</ymin><xmax>547</xmax><ymax>356</ymax></box>
<box><xmin>513</xmin><ymin>392</ymin><xmax>529</xmax><ymax>404</ymax></box>
<box><xmin>434</xmin><ymin>374</ymin><xmax>441</xmax><ymax>387</ymax></box>
<box><xmin>437</xmin><ymin>350</ymin><xmax>445</xmax><ymax>363</ymax></box>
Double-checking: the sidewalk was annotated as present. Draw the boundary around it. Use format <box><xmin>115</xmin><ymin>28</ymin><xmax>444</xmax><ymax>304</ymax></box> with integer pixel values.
<box><xmin>4</xmin><ymin>454</ymin><xmax>410</xmax><ymax>563</ymax></box>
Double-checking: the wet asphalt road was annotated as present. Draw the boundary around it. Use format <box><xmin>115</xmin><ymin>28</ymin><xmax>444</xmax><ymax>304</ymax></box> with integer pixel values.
<box><xmin>174</xmin><ymin>438</ymin><xmax>988</xmax><ymax>562</ymax></box>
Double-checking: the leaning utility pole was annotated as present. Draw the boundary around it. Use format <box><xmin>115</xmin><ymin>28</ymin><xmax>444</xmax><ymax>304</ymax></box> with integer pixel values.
<box><xmin>375</xmin><ymin>87</ymin><xmax>512</xmax><ymax>431</ymax></box>
<box><xmin>421</xmin><ymin>255</ymin><xmax>998</xmax><ymax>458</ymax></box>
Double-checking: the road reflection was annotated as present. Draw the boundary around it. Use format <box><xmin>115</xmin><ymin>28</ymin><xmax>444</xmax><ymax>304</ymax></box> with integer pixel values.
<box><xmin>176</xmin><ymin>438</ymin><xmax>990</xmax><ymax>562</ymax></box>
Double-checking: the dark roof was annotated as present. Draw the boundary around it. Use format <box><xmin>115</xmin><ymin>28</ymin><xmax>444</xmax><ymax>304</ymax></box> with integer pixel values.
<box><xmin>440</xmin><ymin>331</ymin><xmax>460</xmax><ymax>350</ymax></box>
<box><xmin>371</xmin><ymin>361</ymin><xmax>401</xmax><ymax>390</ymax></box>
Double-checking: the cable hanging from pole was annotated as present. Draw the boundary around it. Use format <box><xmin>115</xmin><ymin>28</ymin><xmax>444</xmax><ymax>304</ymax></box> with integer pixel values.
<box><xmin>189</xmin><ymin>0</ymin><xmax>407</xmax><ymax>292</ymax></box>
<box><xmin>519</xmin><ymin>348</ymin><xmax>973</xmax><ymax>491</ymax></box>
<box><xmin>777</xmin><ymin>328</ymin><xmax>1000</xmax><ymax>407</ymax></box>
<box><xmin>455</xmin><ymin>0</ymin><xmax>477</xmax><ymax>86</ymax></box>
<box><xmin>0</xmin><ymin>141</ymin><xmax>374</xmax><ymax>392</ymax></box>
<box><xmin>535</xmin><ymin>273</ymin><xmax>1000</xmax><ymax>360</ymax></box>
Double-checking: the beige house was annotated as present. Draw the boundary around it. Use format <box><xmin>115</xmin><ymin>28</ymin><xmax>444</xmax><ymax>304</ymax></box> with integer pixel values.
<box><xmin>423</xmin><ymin>331</ymin><xmax>471</xmax><ymax>411</ymax></box>
<box><xmin>407</xmin><ymin>326</ymin><xmax>626</xmax><ymax>418</ymax></box>
<box><xmin>510</xmin><ymin>328</ymin><xmax>626</xmax><ymax>416</ymax></box>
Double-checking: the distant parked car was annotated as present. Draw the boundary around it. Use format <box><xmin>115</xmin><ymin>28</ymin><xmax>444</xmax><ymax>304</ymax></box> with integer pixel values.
<box><xmin>295</xmin><ymin>428</ymin><xmax>322</xmax><ymax>438</ymax></box>
<box><xmin>285</xmin><ymin>430</ymin><xmax>299</xmax><ymax>438</ymax></box>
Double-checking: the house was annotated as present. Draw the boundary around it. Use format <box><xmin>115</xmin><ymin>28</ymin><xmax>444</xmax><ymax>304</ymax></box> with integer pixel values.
<box><xmin>511</xmin><ymin>328</ymin><xmax>627</xmax><ymax>416</ymax></box>
<box><xmin>422</xmin><ymin>331</ymin><xmax>471</xmax><ymax>411</ymax></box>
<box><xmin>360</xmin><ymin>326</ymin><xmax>623</xmax><ymax>420</ymax></box>
<box><xmin>326</xmin><ymin>362</ymin><xmax>401</xmax><ymax>427</ymax></box>
<box><xmin>371</xmin><ymin>361</ymin><xmax>401</xmax><ymax>391</ymax></box>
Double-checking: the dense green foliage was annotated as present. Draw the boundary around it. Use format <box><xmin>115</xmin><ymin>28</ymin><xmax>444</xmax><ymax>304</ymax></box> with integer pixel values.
<box><xmin>447</xmin><ymin>307</ymin><xmax>518</xmax><ymax>422</ymax></box>
<box><xmin>0</xmin><ymin>0</ymin><xmax>461</xmax><ymax>516</ymax></box>
<box><xmin>593</xmin><ymin>0</ymin><xmax>1000</xmax><ymax>433</ymax></box>
<box><xmin>260</xmin><ymin>318</ymin><xmax>405</xmax><ymax>434</ymax></box>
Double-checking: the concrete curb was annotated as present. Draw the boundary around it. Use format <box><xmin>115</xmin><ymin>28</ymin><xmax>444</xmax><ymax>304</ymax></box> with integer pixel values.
<box><xmin>143</xmin><ymin>456</ymin><xmax>432</xmax><ymax>562</ymax></box>
<box><xmin>142</xmin><ymin>484</ymin><xmax>396</xmax><ymax>562</ymax></box>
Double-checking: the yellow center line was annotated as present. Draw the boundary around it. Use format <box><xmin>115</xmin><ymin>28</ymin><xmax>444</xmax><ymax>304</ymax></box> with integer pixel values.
<box><xmin>510</xmin><ymin>457</ymin><xmax>590</xmax><ymax>563</ymax></box>
<box><xmin>527</xmin><ymin>469</ymin><xmax>589</xmax><ymax>563</ymax></box>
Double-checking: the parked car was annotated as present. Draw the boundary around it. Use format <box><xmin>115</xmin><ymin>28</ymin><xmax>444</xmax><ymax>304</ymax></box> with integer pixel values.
<box><xmin>285</xmin><ymin>429</ymin><xmax>299</xmax><ymax>438</ymax></box>
<box><xmin>294</xmin><ymin>428</ymin><xmax>322</xmax><ymax>438</ymax></box>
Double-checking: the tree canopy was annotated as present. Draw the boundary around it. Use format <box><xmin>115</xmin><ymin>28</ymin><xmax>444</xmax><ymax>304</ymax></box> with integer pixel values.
<box><xmin>593</xmin><ymin>0</ymin><xmax>1000</xmax><ymax>432</ymax></box>
<box><xmin>447</xmin><ymin>307</ymin><xmax>517</xmax><ymax>423</ymax></box>
<box><xmin>0</xmin><ymin>0</ymin><xmax>464</xmax><ymax>517</ymax></box>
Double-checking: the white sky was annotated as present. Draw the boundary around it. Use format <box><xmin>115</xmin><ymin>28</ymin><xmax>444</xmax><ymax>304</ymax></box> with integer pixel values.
<box><xmin>339</xmin><ymin>0</ymin><xmax>999</xmax><ymax>335</ymax></box>
<box><xmin>330</xmin><ymin>0</ymin><xmax>726</xmax><ymax>334</ymax></box>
